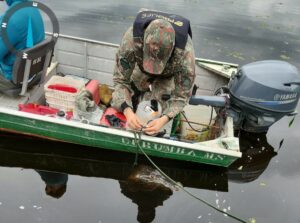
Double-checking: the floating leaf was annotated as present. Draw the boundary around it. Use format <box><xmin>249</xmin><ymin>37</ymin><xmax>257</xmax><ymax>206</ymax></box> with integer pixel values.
<box><xmin>280</xmin><ymin>54</ymin><xmax>290</xmax><ymax>60</ymax></box>
<box><xmin>127</xmin><ymin>16</ymin><xmax>135</xmax><ymax>20</ymax></box>
<box><xmin>289</xmin><ymin>117</ymin><xmax>295</xmax><ymax>127</ymax></box>
<box><xmin>278</xmin><ymin>139</ymin><xmax>284</xmax><ymax>151</ymax></box>
<box><xmin>228</xmin><ymin>51</ymin><xmax>245</xmax><ymax>60</ymax></box>
<box><xmin>260</xmin><ymin>182</ymin><xmax>267</xmax><ymax>187</ymax></box>
<box><xmin>249</xmin><ymin>218</ymin><xmax>257</xmax><ymax>223</ymax></box>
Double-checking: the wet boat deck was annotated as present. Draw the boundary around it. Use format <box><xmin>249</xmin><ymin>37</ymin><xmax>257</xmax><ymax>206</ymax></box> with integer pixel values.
<box><xmin>0</xmin><ymin>93</ymin><xmax>29</xmax><ymax>110</ymax></box>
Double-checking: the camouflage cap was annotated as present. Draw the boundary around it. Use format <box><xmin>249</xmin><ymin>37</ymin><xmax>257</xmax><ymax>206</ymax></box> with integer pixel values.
<box><xmin>143</xmin><ymin>19</ymin><xmax>175</xmax><ymax>75</ymax></box>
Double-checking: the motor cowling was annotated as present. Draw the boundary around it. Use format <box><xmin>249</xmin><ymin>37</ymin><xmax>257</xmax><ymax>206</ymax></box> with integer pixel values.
<box><xmin>228</xmin><ymin>60</ymin><xmax>300</xmax><ymax>132</ymax></box>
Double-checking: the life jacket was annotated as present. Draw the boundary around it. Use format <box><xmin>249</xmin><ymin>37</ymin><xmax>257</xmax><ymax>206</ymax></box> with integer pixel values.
<box><xmin>133</xmin><ymin>10</ymin><xmax>192</xmax><ymax>78</ymax></box>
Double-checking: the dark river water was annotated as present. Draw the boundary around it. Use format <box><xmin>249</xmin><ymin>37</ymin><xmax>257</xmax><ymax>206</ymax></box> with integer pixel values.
<box><xmin>1</xmin><ymin>0</ymin><xmax>300</xmax><ymax>223</ymax></box>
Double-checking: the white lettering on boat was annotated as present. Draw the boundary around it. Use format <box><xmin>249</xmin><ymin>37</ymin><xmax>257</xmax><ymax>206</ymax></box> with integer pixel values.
<box><xmin>204</xmin><ymin>153</ymin><xmax>225</xmax><ymax>161</ymax></box>
<box><xmin>121</xmin><ymin>137</ymin><xmax>225</xmax><ymax>161</ymax></box>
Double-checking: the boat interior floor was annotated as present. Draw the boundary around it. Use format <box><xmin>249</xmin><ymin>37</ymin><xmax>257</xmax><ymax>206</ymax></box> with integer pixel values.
<box><xmin>0</xmin><ymin>91</ymin><xmax>31</xmax><ymax>110</ymax></box>
<box><xmin>0</xmin><ymin>79</ymin><xmax>48</xmax><ymax>111</ymax></box>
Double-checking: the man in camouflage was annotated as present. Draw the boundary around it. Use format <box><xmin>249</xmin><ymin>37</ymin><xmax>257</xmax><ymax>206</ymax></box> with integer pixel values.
<box><xmin>112</xmin><ymin>13</ymin><xmax>195</xmax><ymax>135</ymax></box>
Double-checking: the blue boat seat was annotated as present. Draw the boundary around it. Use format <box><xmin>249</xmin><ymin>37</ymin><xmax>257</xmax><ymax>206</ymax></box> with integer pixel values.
<box><xmin>2</xmin><ymin>38</ymin><xmax>55</xmax><ymax>98</ymax></box>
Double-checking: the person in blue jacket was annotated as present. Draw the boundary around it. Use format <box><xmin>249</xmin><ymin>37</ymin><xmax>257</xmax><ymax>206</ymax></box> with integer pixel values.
<box><xmin>0</xmin><ymin>0</ymin><xmax>45</xmax><ymax>91</ymax></box>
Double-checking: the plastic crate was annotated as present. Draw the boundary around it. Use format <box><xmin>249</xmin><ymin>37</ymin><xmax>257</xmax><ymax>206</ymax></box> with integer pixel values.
<box><xmin>44</xmin><ymin>76</ymin><xmax>85</xmax><ymax>111</ymax></box>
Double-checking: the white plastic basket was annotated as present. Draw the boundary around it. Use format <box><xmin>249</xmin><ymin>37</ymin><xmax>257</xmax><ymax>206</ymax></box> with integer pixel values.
<box><xmin>44</xmin><ymin>75</ymin><xmax>85</xmax><ymax>111</ymax></box>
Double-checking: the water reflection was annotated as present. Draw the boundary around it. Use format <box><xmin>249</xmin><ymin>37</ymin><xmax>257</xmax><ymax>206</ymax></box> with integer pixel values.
<box><xmin>36</xmin><ymin>170</ymin><xmax>68</xmax><ymax>199</ymax></box>
<box><xmin>0</xmin><ymin>132</ymin><xmax>228</xmax><ymax>192</ymax></box>
<box><xmin>120</xmin><ymin>165</ymin><xmax>173</xmax><ymax>223</ymax></box>
<box><xmin>229</xmin><ymin>131</ymin><xmax>277</xmax><ymax>183</ymax></box>
<box><xmin>0</xmin><ymin>131</ymin><xmax>279</xmax><ymax>222</ymax></box>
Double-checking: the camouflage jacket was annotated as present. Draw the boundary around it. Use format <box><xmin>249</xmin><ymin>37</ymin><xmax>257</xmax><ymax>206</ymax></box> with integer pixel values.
<box><xmin>111</xmin><ymin>27</ymin><xmax>195</xmax><ymax>119</ymax></box>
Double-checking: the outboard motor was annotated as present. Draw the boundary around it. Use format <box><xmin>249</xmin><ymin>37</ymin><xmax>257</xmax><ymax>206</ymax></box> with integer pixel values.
<box><xmin>228</xmin><ymin>60</ymin><xmax>300</xmax><ymax>132</ymax></box>
<box><xmin>189</xmin><ymin>60</ymin><xmax>300</xmax><ymax>133</ymax></box>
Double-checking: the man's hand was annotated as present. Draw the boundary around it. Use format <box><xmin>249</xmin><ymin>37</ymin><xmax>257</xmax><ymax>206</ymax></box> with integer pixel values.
<box><xmin>124</xmin><ymin>107</ymin><xmax>142</xmax><ymax>130</ymax></box>
<box><xmin>144</xmin><ymin>115</ymin><xmax>169</xmax><ymax>135</ymax></box>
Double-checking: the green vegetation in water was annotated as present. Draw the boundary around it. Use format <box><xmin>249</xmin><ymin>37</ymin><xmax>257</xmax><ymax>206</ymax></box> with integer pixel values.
<box><xmin>280</xmin><ymin>54</ymin><xmax>290</xmax><ymax>60</ymax></box>
<box><xmin>256</xmin><ymin>15</ymin><xmax>271</xmax><ymax>20</ymax></box>
<box><xmin>289</xmin><ymin>117</ymin><xmax>295</xmax><ymax>127</ymax></box>
<box><xmin>279</xmin><ymin>139</ymin><xmax>284</xmax><ymax>150</ymax></box>
<box><xmin>248</xmin><ymin>218</ymin><xmax>257</xmax><ymax>223</ymax></box>
<box><xmin>126</xmin><ymin>15</ymin><xmax>135</xmax><ymax>20</ymax></box>
<box><xmin>259</xmin><ymin>21</ymin><xmax>269</xmax><ymax>29</ymax></box>
<box><xmin>260</xmin><ymin>182</ymin><xmax>267</xmax><ymax>187</ymax></box>
<box><xmin>228</xmin><ymin>51</ymin><xmax>245</xmax><ymax>61</ymax></box>
<box><xmin>183</xmin><ymin>0</ymin><xmax>201</xmax><ymax>3</ymax></box>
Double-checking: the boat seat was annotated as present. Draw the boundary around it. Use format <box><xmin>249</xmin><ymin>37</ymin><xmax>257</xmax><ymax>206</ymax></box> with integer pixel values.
<box><xmin>1</xmin><ymin>38</ymin><xmax>55</xmax><ymax>98</ymax></box>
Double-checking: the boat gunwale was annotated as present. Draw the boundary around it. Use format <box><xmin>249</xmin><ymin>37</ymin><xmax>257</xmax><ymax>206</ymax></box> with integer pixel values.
<box><xmin>47</xmin><ymin>32</ymin><xmax>239</xmax><ymax>68</ymax></box>
<box><xmin>0</xmin><ymin>107</ymin><xmax>241</xmax><ymax>158</ymax></box>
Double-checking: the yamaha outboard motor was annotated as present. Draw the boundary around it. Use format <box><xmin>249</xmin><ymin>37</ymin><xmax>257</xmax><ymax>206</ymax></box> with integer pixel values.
<box><xmin>228</xmin><ymin>60</ymin><xmax>300</xmax><ymax>132</ymax></box>
<box><xmin>189</xmin><ymin>60</ymin><xmax>300</xmax><ymax>133</ymax></box>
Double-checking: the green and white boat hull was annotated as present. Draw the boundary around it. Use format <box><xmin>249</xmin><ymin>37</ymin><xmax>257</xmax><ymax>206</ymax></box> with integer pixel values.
<box><xmin>0</xmin><ymin>107</ymin><xmax>241</xmax><ymax>167</ymax></box>
<box><xmin>0</xmin><ymin>34</ymin><xmax>242</xmax><ymax>167</ymax></box>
